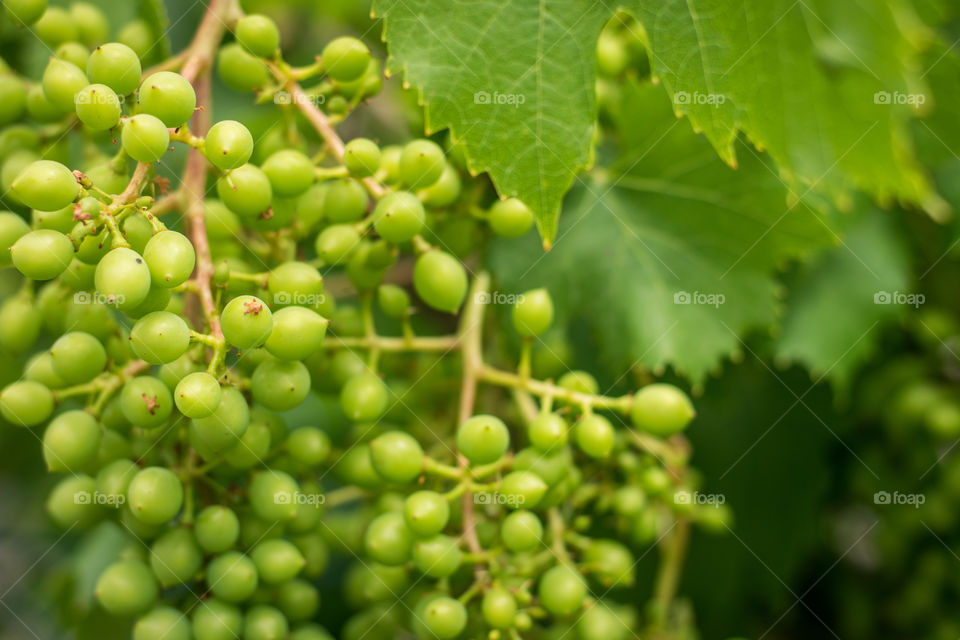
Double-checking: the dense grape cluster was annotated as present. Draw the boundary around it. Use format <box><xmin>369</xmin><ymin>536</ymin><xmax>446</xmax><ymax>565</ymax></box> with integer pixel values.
<box><xmin>0</xmin><ymin>2</ymin><xmax>721</xmax><ymax>639</ymax></box>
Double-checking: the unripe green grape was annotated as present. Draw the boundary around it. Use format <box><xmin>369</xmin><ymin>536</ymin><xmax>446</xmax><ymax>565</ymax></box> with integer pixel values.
<box><xmin>292</xmin><ymin>533</ymin><xmax>329</xmax><ymax>579</ymax></box>
<box><xmin>95</xmin><ymin>459</ymin><xmax>138</xmax><ymax>506</ymax></box>
<box><xmin>142</xmin><ymin>230</ymin><xmax>195</xmax><ymax>287</ymax></box>
<box><xmin>75</xmin><ymin>83</ymin><xmax>121</xmax><ymax>130</ymax></box>
<box><xmin>284</xmin><ymin>427</ymin><xmax>330</xmax><ymax>468</ymax></box>
<box><xmin>322</xmin><ymin>177</ymin><xmax>367</xmax><ymax>222</ymax></box>
<box><xmin>344</xmin><ymin>138</ymin><xmax>381</xmax><ymax>177</ymax></box>
<box><xmin>4</xmin><ymin>0</ymin><xmax>47</xmax><ymax>26</ymax></box>
<box><xmin>421</xmin><ymin>596</ymin><xmax>467</xmax><ymax>639</ymax></box>
<box><xmin>56</xmin><ymin>42</ymin><xmax>90</xmax><ymax>70</ymax></box>
<box><xmin>46</xmin><ymin>473</ymin><xmax>99</xmax><ymax>527</ymax></box>
<box><xmin>528</xmin><ymin>412</ymin><xmax>569</xmax><ymax>451</ymax></box>
<box><xmin>24</xmin><ymin>352</ymin><xmax>66</xmax><ymax>389</ymax></box>
<box><xmin>26</xmin><ymin>84</ymin><xmax>63</xmax><ymax>123</ymax></box>
<box><xmin>189</xmin><ymin>386</ymin><xmax>249</xmax><ymax>454</ymax></box>
<box><xmin>372</xmin><ymin>191</ymin><xmax>425</xmax><ymax>243</ymax></box>
<box><xmin>574</xmin><ymin>414</ymin><xmax>615</xmax><ymax>458</ymax></box>
<box><xmin>413</xmin><ymin>250</ymin><xmax>467</xmax><ymax>313</ymax></box>
<box><xmin>500</xmin><ymin>510</ymin><xmax>543</xmax><ymax>552</ymax></box>
<box><xmin>314</xmin><ymin>224</ymin><xmax>359</xmax><ymax>265</ymax></box>
<box><xmin>3</xmin><ymin>381</ymin><xmax>54</xmax><ymax>430</ymax></box>
<box><xmin>2</xmin><ymin>150</ymin><xmax>39</xmax><ymax>205</ymax></box>
<box><xmin>120</xmin><ymin>376</ymin><xmax>173</xmax><ymax>428</ymax></box>
<box><xmin>513</xmin><ymin>288</ymin><xmax>554</xmax><ymax>337</ymax></box>
<box><xmin>133</xmin><ymin>606</ymin><xmax>190</xmax><ymax>640</ymax></box>
<box><xmin>129</xmin><ymin>311</ymin><xmax>190</xmax><ymax>364</ymax></box>
<box><xmin>399</xmin><ymin>139</ymin><xmax>445</xmax><ymax>189</ymax></box>
<box><xmin>583</xmin><ymin>539</ymin><xmax>634</xmax><ymax>587</ymax></box>
<box><xmin>412</xmin><ymin>534</ymin><xmax>461</xmax><ymax>578</ymax></box>
<box><xmin>149</xmin><ymin>527</ymin><xmax>202</xmax><ymax>587</ymax></box>
<box><xmin>420</xmin><ymin>162</ymin><xmax>461</xmax><ymax>207</ymax></box>
<box><xmin>0</xmin><ymin>75</ymin><xmax>27</xmax><ymax>126</ymax></box>
<box><xmin>195</xmin><ymin>505</ymin><xmax>240</xmax><ymax>553</ymax></box>
<box><xmin>174</xmin><ymin>371</ymin><xmax>221</xmax><ymax>418</ymax></box>
<box><xmin>402</xmin><ymin>491</ymin><xmax>448</xmax><ymax>538</ymax></box>
<box><xmin>86</xmin><ymin>161</ymin><xmax>130</xmax><ymax>196</ymax></box>
<box><xmin>369</xmin><ymin>431</ymin><xmax>424</xmax><ymax>483</ymax></box>
<box><xmin>70</xmin><ymin>3</ymin><xmax>109</xmax><ymax>47</ymax></box>
<box><xmin>267</xmin><ymin>261</ymin><xmax>324</xmax><ymax>307</ymax></box>
<box><xmin>0</xmin><ymin>212</ymin><xmax>29</xmax><ymax>265</ymax></box>
<box><xmin>221</xmin><ymin>295</ymin><xmax>273</xmax><ymax>350</ymax></box>
<box><xmin>289</xmin><ymin>624</ymin><xmax>335</xmax><ymax>640</ymax></box>
<box><xmin>262</xmin><ymin>149</ymin><xmax>314</xmax><ymax>197</ymax></box>
<box><xmin>294</xmin><ymin>182</ymin><xmax>327</xmax><ymax>230</ymax></box>
<box><xmin>205</xmin><ymin>119</ymin><xmax>253</xmax><ymax>170</ymax></box>
<box><xmin>538</xmin><ymin>564</ymin><xmax>587</xmax><ymax>616</ymax></box>
<box><xmin>262</xmin><ymin>307</ymin><xmax>327</xmax><ymax>361</ymax></box>
<box><xmin>95</xmin><ymin>247</ymin><xmax>151</xmax><ymax>311</ymax></box>
<box><xmin>244</xmin><ymin>605</ymin><xmax>289</xmax><ymax>640</ymax></box>
<box><xmin>251</xmin><ymin>358</ymin><xmax>311</xmax><ymax>412</ymax></box>
<box><xmin>251</xmin><ymin>538</ymin><xmax>305</xmax><ymax>584</ymax></box>
<box><xmin>124</xmin><ymin>284</ymin><xmax>172</xmax><ymax>319</ymax></box>
<box><xmin>482</xmin><ymin>587</ymin><xmax>517</xmax><ymax>629</ymax></box>
<box><xmin>207</xmin><ymin>552</ymin><xmax>259</xmax><ymax>602</ymax></box>
<box><xmin>50</xmin><ymin>331</ymin><xmax>106</xmax><ymax>384</ymax></box>
<box><xmin>364</xmin><ymin>512</ymin><xmax>413</xmax><ymax>566</ymax></box>
<box><xmin>192</xmin><ymin>598</ymin><xmax>244</xmax><ymax>640</ymax></box>
<box><xmin>0</xmin><ymin>296</ymin><xmax>41</xmax><ymax>353</ymax></box>
<box><xmin>127</xmin><ymin>466</ymin><xmax>183</xmax><ymax>524</ymax></box>
<box><xmin>457</xmin><ymin>414</ymin><xmax>510</xmax><ymax>464</ymax></box>
<box><xmin>138</xmin><ymin>71</ymin><xmax>196</xmax><ymax>126</ymax></box>
<box><xmin>32</xmin><ymin>204</ymin><xmax>75</xmax><ymax>234</ymax></box>
<box><xmin>373</xmin><ymin>285</ymin><xmax>407</xmax><ymax>320</ymax></box>
<box><xmin>118</xmin><ymin>19</ymin><xmax>154</xmax><ymax>61</ymax></box>
<box><xmin>249</xmin><ymin>470</ymin><xmax>300</xmax><ymax>521</ymax></box>
<box><xmin>500</xmin><ymin>470</ymin><xmax>547</xmax><ymax>509</ymax></box>
<box><xmin>217</xmin><ymin>43</ymin><xmax>270</xmax><ymax>92</ymax></box>
<box><xmin>217</xmin><ymin>164</ymin><xmax>272</xmax><ymax>218</ymax></box>
<box><xmin>277</xmin><ymin>579</ymin><xmax>320</xmax><ymax>622</ymax></box>
<box><xmin>42</xmin><ymin>410</ymin><xmax>100</xmax><ymax>472</ymax></box>
<box><xmin>322</xmin><ymin>37</ymin><xmax>370</xmax><ymax>82</ymax></box>
<box><xmin>74</xmin><ymin>224</ymin><xmax>112</xmax><ymax>264</ymax></box>
<box><xmin>224</xmin><ymin>422</ymin><xmax>271</xmax><ymax>469</ymax></box>
<box><xmin>235</xmin><ymin>14</ymin><xmax>280</xmax><ymax>58</ymax></box>
<box><xmin>558</xmin><ymin>370</ymin><xmax>599</xmax><ymax>396</ymax></box>
<box><xmin>630</xmin><ymin>383</ymin><xmax>696</xmax><ymax>436</ymax></box>
<box><xmin>11</xmin><ymin>160</ymin><xmax>78</xmax><ymax>211</ymax></box>
<box><xmin>95</xmin><ymin>560</ymin><xmax>158</xmax><ymax>616</ymax></box>
<box><xmin>340</xmin><ymin>372</ymin><xmax>388</xmax><ymax>422</ymax></box>
<box><xmin>41</xmin><ymin>57</ymin><xmax>87</xmax><ymax>113</ymax></box>
<box><xmin>87</xmin><ymin>42</ymin><xmax>142</xmax><ymax>96</ymax></box>
<box><xmin>122</xmin><ymin>113</ymin><xmax>170</xmax><ymax>162</ymax></box>
<box><xmin>34</xmin><ymin>7</ymin><xmax>77</xmax><ymax>47</ymax></box>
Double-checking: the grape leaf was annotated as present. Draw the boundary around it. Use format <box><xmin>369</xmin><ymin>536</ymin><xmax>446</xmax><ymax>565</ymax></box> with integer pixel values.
<box><xmin>488</xmin><ymin>82</ymin><xmax>833</xmax><ymax>382</ymax></box>
<box><xmin>372</xmin><ymin>0</ymin><xmax>611</xmax><ymax>246</ymax></box>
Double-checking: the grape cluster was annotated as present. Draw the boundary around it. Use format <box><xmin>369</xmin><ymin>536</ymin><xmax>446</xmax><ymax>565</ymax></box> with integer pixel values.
<box><xmin>0</xmin><ymin>3</ymin><xmax>721</xmax><ymax>639</ymax></box>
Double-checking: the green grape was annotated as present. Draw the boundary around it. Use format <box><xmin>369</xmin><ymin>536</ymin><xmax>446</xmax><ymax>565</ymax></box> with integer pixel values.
<box><xmin>125</xmin><ymin>284</ymin><xmax>173</xmax><ymax>319</ymax></box>
<box><xmin>538</xmin><ymin>564</ymin><xmax>587</xmax><ymax>616</ymax></box>
<box><xmin>24</xmin><ymin>352</ymin><xmax>66</xmax><ymax>389</ymax></box>
<box><xmin>267</xmin><ymin>261</ymin><xmax>324</xmax><ymax>307</ymax></box>
<box><xmin>0</xmin><ymin>295</ymin><xmax>41</xmax><ymax>353</ymax></box>
<box><xmin>290</xmin><ymin>624</ymin><xmax>335</xmax><ymax>640</ymax></box>
<box><xmin>574</xmin><ymin>414</ymin><xmax>615</xmax><ymax>458</ymax></box>
<box><xmin>149</xmin><ymin>527</ymin><xmax>203</xmax><ymax>587</ymax></box>
<box><xmin>251</xmin><ymin>538</ymin><xmax>306</xmax><ymax>584</ymax></box>
<box><xmin>127</xmin><ymin>466</ymin><xmax>183</xmax><ymax>524</ymax></box>
<box><xmin>375</xmin><ymin>284</ymin><xmax>408</xmax><ymax>320</ymax></box>
<box><xmin>207</xmin><ymin>552</ymin><xmax>259</xmax><ymax>602</ymax></box>
<box><xmin>612</xmin><ymin>486</ymin><xmax>646</xmax><ymax>516</ymax></box>
<box><xmin>413</xmin><ymin>250</ymin><xmax>467</xmax><ymax>313</ymax></box>
<box><xmin>404</xmin><ymin>490</ymin><xmax>449</xmax><ymax>537</ymax></box>
<box><xmin>340</xmin><ymin>372</ymin><xmax>389</xmax><ymax>422</ymax></box>
<box><xmin>195</xmin><ymin>505</ymin><xmax>240</xmax><ymax>553</ymax></box>
<box><xmin>314</xmin><ymin>224</ymin><xmax>359</xmax><ymax>265</ymax></box>
<box><xmin>286</xmin><ymin>427</ymin><xmax>331</xmax><ymax>467</ymax></box>
<box><xmin>630</xmin><ymin>383</ymin><xmax>696</xmax><ymax>436</ymax></box>
<box><xmin>482</xmin><ymin>586</ymin><xmax>517</xmax><ymax>629</ymax></box>
<box><xmin>277</xmin><ymin>579</ymin><xmax>320</xmax><ymax>622</ymax></box>
<box><xmin>420</xmin><ymin>163</ymin><xmax>461</xmax><ymax>208</ymax></box>
<box><xmin>421</xmin><ymin>596</ymin><xmax>467</xmax><ymax>639</ymax></box>
<box><xmin>249</xmin><ymin>470</ymin><xmax>300</xmax><ymax>521</ymax></box>
<box><xmin>205</xmin><ymin>199</ymin><xmax>241</xmax><ymax>239</ymax></box>
<box><xmin>0</xmin><ymin>75</ymin><xmax>27</xmax><ymax>126</ymax></box>
<box><xmin>457</xmin><ymin>414</ymin><xmax>510</xmax><ymax>464</ymax></box>
<box><xmin>221</xmin><ymin>295</ymin><xmax>273</xmax><ymax>350</ymax></box>
<box><xmin>138</xmin><ymin>71</ymin><xmax>196</xmax><ymax>127</ymax></box>
<box><xmin>32</xmin><ymin>204</ymin><xmax>75</xmax><ymax>234</ymax></box>
<box><xmin>122</xmin><ymin>113</ymin><xmax>171</xmax><ymax>163</ymax></box>
<box><xmin>364</xmin><ymin>512</ymin><xmax>413</xmax><ymax>566</ymax></box>
<box><xmin>94</xmin><ymin>247</ymin><xmax>152</xmax><ymax>311</ymax></box>
<box><xmin>42</xmin><ymin>410</ymin><xmax>101</xmax><ymax>472</ymax></box>
<box><xmin>50</xmin><ymin>331</ymin><xmax>106</xmax><ymax>384</ymax></box>
<box><xmin>500</xmin><ymin>471</ymin><xmax>547</xmax><ymax>509</ymax></box>
<box><xmin>292</xmin><ymin>532</ymin><xmax>329</xmax><ymax>578</ymax></box>
<box><xmin>41</xmin><ymin>57</ymin><xmax>87</xmax><ymax>113</ymax></box>
<box><xmin>295</xmin><ymin>182</ymin><xmax>327</xmax><ymax>229</ymax></box>
<box><xmin>143</xmin><ymin>230</ymin><xmax>196</xmax><ymax>287</ymax></box>
<box><xmin>251</xmin><ymin>358</ymin><xmax>311</xmax><ymax>411</ymax></box>
<box><xmin>11</xmin><ymin>160</ymin><xmax>78</xmax><ymax>211</ymax></box>
<box><xmin>372</xmin><ymin>191</ymin><xmax>425</xmax><ymax>243</ymax></box>
<box><xmin>513</xmin><ymin>288</ymin><xmax>554</xmax><ymax>337</ymax></box>
<box><xmin>224</xmin><ymin>422</ymin><xmax>271</xmax><ymax>469</ymax></box>
<box><xmin>95</xmin><ymin>560</ymin><xmax>158</xmax><ymax>616</ymax></box>
<box><xmin>369</xmin><ymin>431</ymin><xmax>424</xmax><ymax>483</ymax></box>
<box><xmin>217</xmin><ymin>43</ymin><xmax>270</xmax><ymax>92</ymax></box>
<box><xmin>134</xmin><ymin>606</ymin><xmax>190</xmax><ymax>640</ymax></box>
<box><xmin>500</xmin><ymin>510</ymin><xmax>543</xmax><ymax>552</ymax></box>
<box><xmin>56</xmin><ymin>42</ymin><xmax>91</xmax><ymax>72</ymax></box>
<box><xmin>217</xmin><ymin>164</ymin><xmax>273</xmax><ymax>217</ymax></box>
<box><xmin>378</xmin><ymin>145</ymin><xmax>401</xmax><ymax>183</ymax></box>
<box><xmin>34</xmin><ymin>7</ymin><xmax>77</xmax><ymax>47</ymax></box>
<box><xmin>528</xmin><ymin>412</ymin><xmax>569</xmax><ymax>451</ymax></box>
<box><xmin>322</xmin><ymin>37</ymin><xmax>371</xmax><ymax>82</ymax></box>
<box><xmin>27</xmin><ymin>84</ymin><xmax>62</xmax><ymax>123</ymax></box>
<box><xmin>95</xmin><ymin>459</ymin><xmax>138</xmax><ymax>506</ymax></box>
<box><xmin>4</xmin><ymin>0</ymin><xmax>47</xmax><ymax>26</ymax></box>
<box><xmin>46</xmin><ymin>473</ymin><xmax>99</xmax><ymax>527</ymax></box>
<box><xmin>192</xmin><ymin>598</ymin><xmax>244</xmax><ymax>640</ymax></box>
<box><xmin>0</xmin><ymin>212</ymin><xmax>30</xmax><ymax>265</ymax></box>
<box><xmin>174</xmin><ymin>371</ymin><xmax>221</xmax><ymax>418</ymax></box>
<box><xmin>190</xmin><ymin>386</ymin><xmax>249</xmax><ymax>454</ymax></box>
<box><xmin>87</xmin><ymin>42</ymin><xmax>142</xmax><ymax>96</ymax></box>
<box><xmin>75</xmin><ymin>83</ymin><xmax>121</xmax><ymax>130</ymax></box>
<box><xmin>73</xmin><ymin>224</ymin><xmax>112</xmax><ymax>264</ymax></box>
<box><xmin>343</xmin><ymin>138</ymin><xmax>381</xmax><ymax>177</ymax></box>
<box><xmin>582</xmin><ymin>539</ymin><xmax>634</xmax><ymax>587</ymax></box>
<box><xmin>244</xmin><ymin>605</ymin><xmax>289</xmax><ymax>640</ymax></box>
<box><xmin>70</xmin><ymin>3</ymin><xmax>109</xmax><ymax>47</ymax></box>
<box><xmin>558</xmin><ymin>370</ymin><xmax>599</xmax><ymax>396</ymax></box>
<box><xmin>129</xmin><ymin>311</ymin><xmax>190</xmax><ymax>364</ymax></box>
<box><xmin>86</xmin><ymin>161</ymin><xmax>130</xmax><ymax>196</ymax></box>
<box><xmin>399</xmin><ymin>139</ymin><xmax>445</xmax><ymax>189</ymax></box>
<box><xmin>412</xmin><ymin>534</ymin><xmax>461</xmax><ymax>578</ymax></box>
<box><xmin>0</xmin><ymin>380</ymin><xmax>53</xmax><ymax>427</ymax></box>
<box><xmin>120</xmin><ymin>376</ymin><xmax>173</xmax><ymax>428</ymax></box>
<box><xmin>205</xmin><ymin>119</ymin><xmax>254</xmax><ymax>171</ymax></box>
<box><xmin>235</xmin><ymin>14</ymin><xmax>280</xmax><ymax>58</ymax></box>
<box><xmin>488</xmin><ymin>197</ymin><xmax>533</xmax><ymax>238</ymax></box>
<box><xmin>321</xmin><ymin>177</ymin><xmax>368</xmax><ymax>222</ymax></box>
<box><xmin>262</xmin><ymin>149</ymin><xmax>314</xmax><ymax>197</ymax></box>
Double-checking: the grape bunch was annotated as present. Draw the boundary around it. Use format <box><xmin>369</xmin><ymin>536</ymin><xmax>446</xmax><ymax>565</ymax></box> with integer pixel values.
<box><xmin>0</xmin><ymin>2</ymin><xmax>724</xmax><ymax>639</ymax></box>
